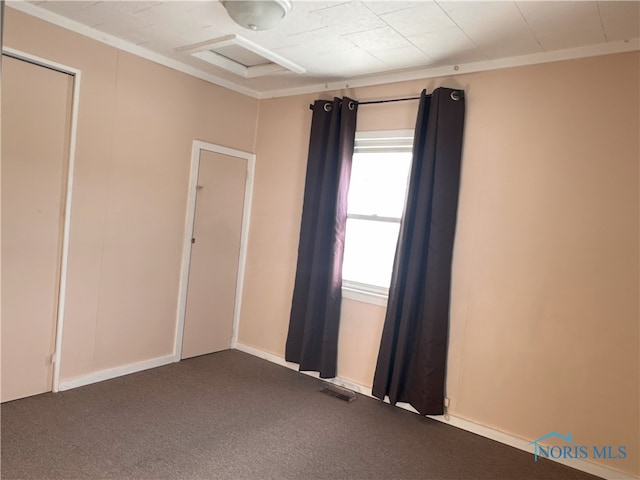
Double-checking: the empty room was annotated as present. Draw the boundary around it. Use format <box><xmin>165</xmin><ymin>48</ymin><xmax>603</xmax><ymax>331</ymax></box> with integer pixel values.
<box><xmin>1</xmin><ymin>1</ymin><xmax>638</xmax><ymax>479</ymax></box>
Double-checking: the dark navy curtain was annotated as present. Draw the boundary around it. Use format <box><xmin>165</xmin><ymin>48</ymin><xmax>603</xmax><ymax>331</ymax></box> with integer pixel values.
<box><xmin>372</xmin><ymin>88</ymin><xmax>466</xmax><ymax>414</ymax></box>
<box><xmin>285</xmin><ymin>97</ymin><xmax>358</xmax><ymax>379</ymax></box>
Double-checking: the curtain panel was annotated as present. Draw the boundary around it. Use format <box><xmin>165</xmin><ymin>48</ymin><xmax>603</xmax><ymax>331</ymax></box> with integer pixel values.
<box><xmin>372</xmin><ymin>88</ymin><xmax>466</xmax><ymax>415</ymax></box>
<box><xmin>285</xmin><ymin>97</ymin><xmax>358</xmax><ymax>379</ymax></box>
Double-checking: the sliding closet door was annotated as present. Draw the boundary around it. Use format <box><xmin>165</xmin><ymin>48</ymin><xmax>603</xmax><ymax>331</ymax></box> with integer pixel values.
<box><xmin>1</xmin><ymin>55</ymin><xmax>73</xmax><ymax>402</ymax></box>
<box><xmin>181</xmin><ymin>150</ymin><xmax>247</xmax><ymax>359</ymax></box>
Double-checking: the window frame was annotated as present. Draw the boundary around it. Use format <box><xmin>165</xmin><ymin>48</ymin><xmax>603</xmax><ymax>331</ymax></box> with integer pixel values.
<box><xmin>342</xmin><ymin>130</ymin><xmax>414</xmax><ymax>306</ymax></box>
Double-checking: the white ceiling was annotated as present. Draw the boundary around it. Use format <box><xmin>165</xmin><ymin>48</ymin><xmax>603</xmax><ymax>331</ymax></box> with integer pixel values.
<box><xmin>10</xmin><ymin>0</ymin><xmax>640</xmax><ymax>98</ymax></box>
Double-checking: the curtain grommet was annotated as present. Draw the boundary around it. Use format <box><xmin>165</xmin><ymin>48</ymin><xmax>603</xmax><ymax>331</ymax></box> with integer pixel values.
<box><xmin>324</xmin><ymin>103</ymin><xmax>332</xmax><ymax>112</ymax></box>
<box><xmin>451</xmin><ymin>91</ymin><xmax>461</xmax><ymax>101</ymax></box>
<box><xmin>348</xmin><ymin>100</ymin><xmax>356</xmax><ymax>111</ymax></box>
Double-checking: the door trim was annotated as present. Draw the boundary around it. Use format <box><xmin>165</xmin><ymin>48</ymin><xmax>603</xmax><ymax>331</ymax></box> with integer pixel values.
<box><xmin>1</xmin><ymin>47</ymin><xmax>82</xmax><ymax>393</ymax></box>
<box><xmin>174</xmin><ymin>141</ymin><xmax>255</xmax><ymax>360</ymax></box>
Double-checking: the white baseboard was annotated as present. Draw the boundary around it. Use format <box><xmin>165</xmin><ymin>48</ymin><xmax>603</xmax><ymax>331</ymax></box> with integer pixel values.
<box><xmin>232</xmin><ymin>342</ymin><xmax>638</xmax><ymax>480</ymax></box>
<box><xmin>57</xmin><ymin>354</ymin><xmax>176</xmax><ymax>391</ymax></box>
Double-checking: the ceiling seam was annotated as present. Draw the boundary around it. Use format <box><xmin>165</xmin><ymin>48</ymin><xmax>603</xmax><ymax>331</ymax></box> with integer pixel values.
<box><xmin>432</xmin><ymin>0</ymin><xmax>485</xmax><ymax>59</ymax></box>
<box><xmin>362</xmin><ymin>2</ymin><xmax>433</xmax><ymax>64</ymax></box>
<box><xmin>307</xmin><ymin>1</ymin><xmax>352</xmax><ymax>14</ymax></box>
<box><xmin>514</xmin><ymin>2</ymin><xmax>545</xmax><ymax>52</ymax></box>
<box><xmin>595</xmin><ymin>1</ymin><xmax>609</xmax><ymax>43</ymax></box>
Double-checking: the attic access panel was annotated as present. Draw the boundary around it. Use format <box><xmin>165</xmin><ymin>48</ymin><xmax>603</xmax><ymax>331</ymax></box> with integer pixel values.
<box><xmin>213</xmin><ymin>44</ymin><xmax>271</xmax><ymax>67</ymax></box>
<box><xmin>178</xmin><ymin>34</ymin><xmax>305</xmax><ymax>79</ymax></box>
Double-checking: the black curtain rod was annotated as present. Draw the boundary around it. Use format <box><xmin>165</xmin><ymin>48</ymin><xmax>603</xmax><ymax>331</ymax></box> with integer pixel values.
<box><xmin>309</xmin><ymin>94</ymin><xmax>427</xmax><ymax>109</ymax></box>
<box><xmin>308</xmin><ymin>91</ymin><xmax>463</xmax><ymax>110</ymax></box>
<box><xmin>359</xmin><ymin>95</ymin><xmax>423</xmax><ymax>105</ymax></box>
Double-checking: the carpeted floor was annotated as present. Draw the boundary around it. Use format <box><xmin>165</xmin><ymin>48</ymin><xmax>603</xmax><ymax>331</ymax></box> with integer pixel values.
<box><xmin>1</xmin><ymin>349</ymin><xmax>601</xmax><ymax>480</ymax></box>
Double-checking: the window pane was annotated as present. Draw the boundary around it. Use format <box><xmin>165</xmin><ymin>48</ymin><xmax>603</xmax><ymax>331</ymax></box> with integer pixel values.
<box><xmin>342</xmin><ymin>219</ymin><xmax>400</xmax><ymax>288</ymax></box>
<box><xmin>347</xmin><ymin>151</ymin><xmax>412</xmax><ymax>218</ymax></box>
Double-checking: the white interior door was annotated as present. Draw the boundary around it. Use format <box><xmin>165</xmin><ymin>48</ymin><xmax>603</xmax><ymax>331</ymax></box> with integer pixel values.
<box><xmin>181</xmin><ymin>149</ymin><xmax>248</xmax><ymax>359</ymax></box>
<box><xmin>1</xmin><ymin>55</ymin><xmax>73</xmax><ymax>402</ymax></box>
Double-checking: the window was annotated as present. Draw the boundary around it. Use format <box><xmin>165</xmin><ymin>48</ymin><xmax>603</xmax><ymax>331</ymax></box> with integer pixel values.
<box><xmin>342</xmin><ymin>130</ymin><xmax>413</xmax><ymax>304</ymax></box>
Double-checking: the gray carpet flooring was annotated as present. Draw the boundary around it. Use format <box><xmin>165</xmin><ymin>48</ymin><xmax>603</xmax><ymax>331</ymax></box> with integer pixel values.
<box><xmin>1</xmin><ymin>349</ymin><xmax>602</xmax><ymax>480</ymax></box>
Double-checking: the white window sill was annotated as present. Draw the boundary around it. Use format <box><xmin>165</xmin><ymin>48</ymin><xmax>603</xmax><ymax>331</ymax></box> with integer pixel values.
<box><xmin>342</xmin><ymin>286</ymin><xmax>388</xmax><ymax>307</ymax></box>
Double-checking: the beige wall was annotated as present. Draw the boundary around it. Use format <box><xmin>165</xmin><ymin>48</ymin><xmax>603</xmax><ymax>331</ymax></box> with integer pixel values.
<box><xmin>239</xmin><ymin>52</ymin><xmax>639</xmax><ymax>476</ymax></box>
<box><xmin>3</xmin><ymin>8</ymin><xmax>259</xmax><ymax>380</ymax></box>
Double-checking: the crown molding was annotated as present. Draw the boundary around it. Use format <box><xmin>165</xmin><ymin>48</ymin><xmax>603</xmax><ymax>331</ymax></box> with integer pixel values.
<box><xmin>7</xmin><ymin>2</ymin><xmax>639</xmax><ymax>102</ymax></box>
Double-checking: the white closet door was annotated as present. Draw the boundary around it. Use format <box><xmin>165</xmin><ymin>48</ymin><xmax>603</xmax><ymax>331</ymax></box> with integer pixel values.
<box><xmin>1</xmin><ymin>55</ymin><xmax>73</xmax><ymax>402</ymax></box>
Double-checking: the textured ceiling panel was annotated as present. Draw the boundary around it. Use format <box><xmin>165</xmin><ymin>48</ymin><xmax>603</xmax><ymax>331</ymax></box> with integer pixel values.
<box><xmin>17</xmin><ymin>0</ymin><xmax>640</xmax><ymax>97</ymax></box>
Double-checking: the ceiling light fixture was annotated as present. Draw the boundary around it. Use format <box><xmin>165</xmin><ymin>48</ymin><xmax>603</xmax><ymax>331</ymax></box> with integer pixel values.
<box><xmin>221</xmin><ymin>0</ymin><xmax>292</xmax><ymax>31</ymax></box>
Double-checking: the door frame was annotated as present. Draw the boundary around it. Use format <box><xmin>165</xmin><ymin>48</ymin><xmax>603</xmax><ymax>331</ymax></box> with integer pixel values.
<box><xmin>174</xmin><ymin>140</ymin><xmax>255</xmax><ymax>360</ymax></box>
<box><xmin>1</xmin><ymin>47</ymin><xmax>82</xmax><ymax>393</ymax></box>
